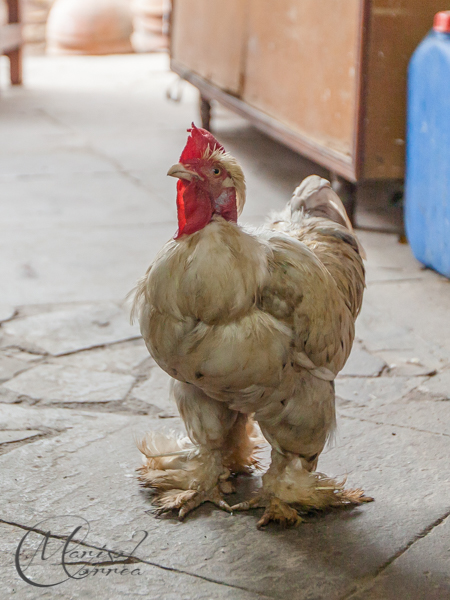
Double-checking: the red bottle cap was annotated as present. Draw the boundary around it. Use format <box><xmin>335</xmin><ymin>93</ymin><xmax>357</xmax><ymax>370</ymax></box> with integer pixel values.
<box><xmin>433</xmin><ymin>11</ymin><xmax>450</xmax><ymax>33</ymax></box>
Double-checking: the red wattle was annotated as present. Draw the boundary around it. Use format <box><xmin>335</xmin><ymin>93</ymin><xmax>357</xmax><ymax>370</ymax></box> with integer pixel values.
<box><xmin>175</xmin><ymin>179</ymin><xmax>187</xmax><ymax>238</ymax></box>
<box><xmin>175</xmin><ymin>180</ymin><xmax>213</xmax><ymax>239</ymax></box>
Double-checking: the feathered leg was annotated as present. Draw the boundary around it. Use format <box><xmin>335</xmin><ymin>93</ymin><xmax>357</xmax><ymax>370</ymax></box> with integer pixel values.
<box><xmin>232</xmin><ymin>378</ymin><xmax>373</xmax><ymax>528</ymax></box>
<box><xmin>235</xmin><ymin>448</ymin><xmax>371</xmax><ymax>528</ymax></box>
<box><xmin>138</xmin><ymin>381</ymin><xmax>258</xmax><ymax>519</ymax></box>
<box><xmin>222</xmin><ymin>412</ymin><xmax>262</xmax><ymax>475</ymax></box>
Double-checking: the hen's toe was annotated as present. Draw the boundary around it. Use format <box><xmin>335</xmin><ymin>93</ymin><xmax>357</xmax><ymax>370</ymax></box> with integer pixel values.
<box><xmin>153</xmin><ymin>485</ymin><xmax>233</xmax><ymax>520</ymax></box>
<box><xmin>257</xmin><ymin>498</ymin><xmax>303</xmax><ymax>529</ymax></box>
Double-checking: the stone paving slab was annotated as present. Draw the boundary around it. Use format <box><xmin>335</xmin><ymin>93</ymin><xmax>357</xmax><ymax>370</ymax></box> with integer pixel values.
<box><xmin>52</xmin><ymin>339</ymin><xmax>151</xmax><ymax>375</ymax></box>
<box><xmin>415</xmin><ymin>369</ymin><xmax>450</xmax><ymax>400</ymax></box>
<box><xmin>359</xmin><ymin>257</ymin><xmax>450</xmax><ymax>364</ymax></box>
<box><xmin>349</xmin><ymin>514</ymin><xmax>450</xmax><ymax>600</ymax></box>
<box><xmin>0</xmin><ymin>353</ymin><xmax>38</xmax><ymax>383</ymax></box>
<box><xmin>0</xmin><ymin>523</ymin><xmax>264</xmax><ymax>600</ymax></box>
<box><xmin>0</xmin><ymin>110</ymin><xmax>68</xmax><ymax>152</ymax></box>
<box><xmin>2</xmin><ymin>304</ymin><xmax>140</xmax><ymax>355</ymax></box>
<box><xmin>3</xmin><ymin>364</ymin><xmax>135</xmax><ymax>403</ymax></box>
<box><xmin>0</xmin><ymin>171</ymin><xmax>175</xmax><ymax>228</ymax></box>
<box><xmin>0</xmin><ymin>305</ymin><xmax>16</xmax><ymax>323</ymax></box>
<box><xmin>0</xmin><ymin>403</ymin><xmax>128</xmax><ymax>434</ymax></box>
<box><xmin>0</xmin><ymin>148</ymin><xmax>117</xmax><ymax>178</ymax></box>
<box><xmin>130</xmin><ymin>369</ymin><xmax>175</xmax><ymax>415</ymax></box>
<box><xmin>339</xmin><ymin>342</ymin><xmax>387</xmax><ymax>378</ymax></box>
<box><xmin>338</xmin><ymin>395</ymin><xmax>450</xmax><ymax>439</ymax></box>
<box><xmin>336</xmin><ymin>372</ymin><xmax>450</xmax><ymax>438</ymax></box>
<box><xmin>335</xmin><ymin>376</ymin><xmax>424</xmax><ymax>409</ymax></box>
<box><xmin>0</xmin><ymin>430</ymin><xmax>42</xmax><ymax>444</ymax></box>
<box><xmin>1</xmin><ymin>348</ymin><xmax>43</xmax><ymax>363</ymax></box>
<box><xmin>1</xmin><ymin>404</ymin><xmax>450</xmax><ymax>600</ymax></box>
<box><xmin>355</xmin><ymin>306</ymin><xmax>424</xmax><ymax>355</ymax></box>
<box><xmin>373</xmin><ymin>350</ymin><xmax>440</xmax><ymax>377</ymax></box>
<box><xmin>0</xmin><ymin>221</ymin><xmax>176</xmax><ymax>306</ymax></box>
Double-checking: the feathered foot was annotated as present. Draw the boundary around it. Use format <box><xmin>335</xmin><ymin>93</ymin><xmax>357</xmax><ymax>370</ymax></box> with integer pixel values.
<box><xmin>153</xmin><ymin>485</ymin><xmax>232</xmax><ymax>520</ymax></box>
<box><xmin>137</xmin><ymin>432</ymin><xmax>233</xmax><ymax>519</ymax></box>
<box><xmin>231</xmin><ymin>452</ymin><xmax>373</xmax><ymax>528</ymax></box>
<box><xmin>232</xmin><ymin>496</ymin><xmax>303</xmax><ymax>529</ymax></box>
<box><xmin>232</xmin><ymin>484</ymin><xmax>372</xmax><ymax>529</ymax></box>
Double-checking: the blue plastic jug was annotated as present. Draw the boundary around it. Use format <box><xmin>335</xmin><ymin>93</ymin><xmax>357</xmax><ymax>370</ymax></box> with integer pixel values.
<box><xmin>405</xmin><ymin>11</ymin><xmax>450</xmax><ymax>278</ymax></box>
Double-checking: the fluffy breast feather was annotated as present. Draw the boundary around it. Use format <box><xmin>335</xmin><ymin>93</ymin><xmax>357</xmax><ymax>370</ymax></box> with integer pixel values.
<box><xmin>134</xmin><ymin>220</ymin><xmax>284</xmax><ymax>391</ymax></box>
<box><xmin>133</xmin><ymin>216</ymin><xmax>361</xmax><ymax>402</ymax></box>
<box><xmin>148</xmin><ymin>219</ymin><xmax>269</xmax><ymax>325</ymax></box>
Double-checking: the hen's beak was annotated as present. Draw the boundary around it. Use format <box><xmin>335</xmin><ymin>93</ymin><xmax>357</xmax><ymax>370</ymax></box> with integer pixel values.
<box><xmin>167</xmin><ymin>163</ymin><xmax>200</xmax><ymax>181</ymax></box>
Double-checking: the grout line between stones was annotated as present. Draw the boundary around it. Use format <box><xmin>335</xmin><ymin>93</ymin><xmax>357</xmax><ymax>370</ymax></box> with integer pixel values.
<box><xmin>374</xmin><ymin>510</ymin><xmax>450</xmax><ymax>576</ymax></box>
<box><xmin>0</xmin><ymin>336</ymin><xmax>142</xmax><ymax>362</ymax></box>
<box><xmin>52</xmin><ymin>337</ymin><xmax>143</xmax><ymax>358</ymax></box>
<box><xmin>339</xmin><ymin>413</ymin><xmax>450</xmax><ymax>438</ymax></box>
<box><xmin>0</xmin><ymin>430</ymin><xmax>61</xmax><ymax>457</ymax></box>
<box><xmin>0</xmin><ymin>518</ymin><xmax>274</xmax><ymax>599</ymax></box>
<box><xmin>339</xmin><ymin>510</ymin><xmax>450</xmax><ymax>600</ymax></box>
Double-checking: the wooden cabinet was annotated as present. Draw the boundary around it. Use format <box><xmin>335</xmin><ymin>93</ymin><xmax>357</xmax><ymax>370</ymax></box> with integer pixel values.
<box><xmin>171</xmin><ymin>0</ymin><xmax>247</xmax><ymax>95</ymax></box>
<box><xmin>243</xmin><ymin>0</ymin><xmax>360</xmax><ymax>172</ymax></box>
<box><xmin>171</xmin><ymin>0</ymin><xmax>443</xmax><ymax>189</ymax></box>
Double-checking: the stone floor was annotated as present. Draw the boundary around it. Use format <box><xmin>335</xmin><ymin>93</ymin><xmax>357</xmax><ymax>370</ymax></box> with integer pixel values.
<box><xmin>1</xmin><ymin>54</ymin><xmax>449</xmax><ymax>600</ymax></box>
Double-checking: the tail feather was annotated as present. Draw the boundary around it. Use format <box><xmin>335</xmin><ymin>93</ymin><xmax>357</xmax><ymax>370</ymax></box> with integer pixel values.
<box><xmin>288</xmin><ymin>175</ymin><xmax>366</xmax><ymax>259</ymax></box>
<box><xmin>290</xmin><ymin>176</ymin><xmax>352</xmax><ymax>229</ymax></box>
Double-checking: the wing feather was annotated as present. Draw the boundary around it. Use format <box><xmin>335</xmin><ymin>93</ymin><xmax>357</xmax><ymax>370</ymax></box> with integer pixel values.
<box><xmin>259</xmin><ymin>232</ymin><xmax>355</xmax><ymax>378</ymax></box>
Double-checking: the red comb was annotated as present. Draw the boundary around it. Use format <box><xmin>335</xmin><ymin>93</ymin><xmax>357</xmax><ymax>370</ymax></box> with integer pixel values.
<box><xmin>179</xmin><ymin>123</ymin><xmax>225</xmax><ymax>162</ymax></box>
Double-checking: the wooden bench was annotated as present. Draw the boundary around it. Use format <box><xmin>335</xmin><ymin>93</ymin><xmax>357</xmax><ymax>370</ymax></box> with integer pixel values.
<box><xmin>1</xmin><ymin>0</ymin><xmax>22</xmax><ymax>85</ymax></box>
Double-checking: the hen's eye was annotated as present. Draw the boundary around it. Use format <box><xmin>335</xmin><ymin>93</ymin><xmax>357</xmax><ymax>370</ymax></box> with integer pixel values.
<box><xmin>213</xmin><ymin>167</ymin><xmax>221</xmax><ymax>175</ymax></box>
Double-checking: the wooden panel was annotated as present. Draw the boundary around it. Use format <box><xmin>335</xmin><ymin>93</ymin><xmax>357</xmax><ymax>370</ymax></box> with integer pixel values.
<box><xmin>363</xmin><ymin>0</ymin><xmax>445</xmax><ymax>179</ymax></box>
<box><xmin>171</xmin><ymin>0</ymin><xmax>247</xmax><ymax>95</ymax></box>
<box><xmin>243</xmin><ymin>0</ymin><xmax>360</xmax><ymax>159</ymax></box>
<box><xmin>172</xmin><ymin>60</ymin><xmax>357</xmax><ymax>179</ymax></box>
